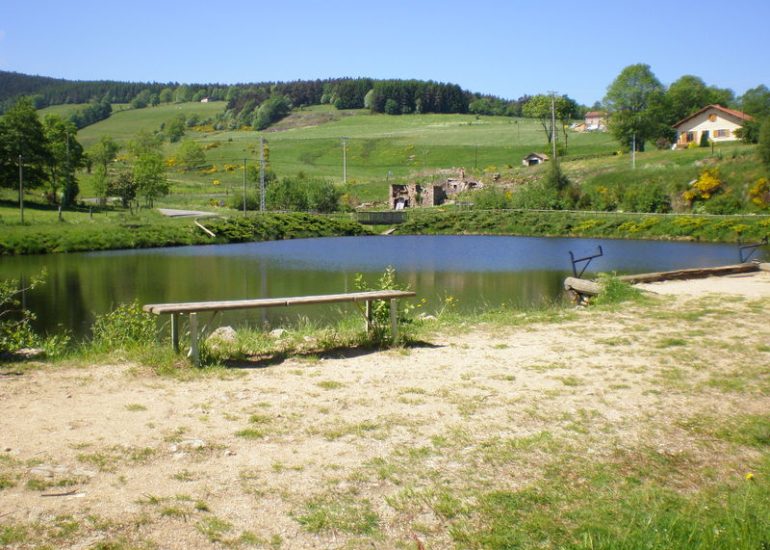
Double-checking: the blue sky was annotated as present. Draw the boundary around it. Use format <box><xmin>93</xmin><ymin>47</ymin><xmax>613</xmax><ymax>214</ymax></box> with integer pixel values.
<box><xmin>1</xmin><ymin>0</ymin><xmax>768</xmax><ymax>106</ymax></box>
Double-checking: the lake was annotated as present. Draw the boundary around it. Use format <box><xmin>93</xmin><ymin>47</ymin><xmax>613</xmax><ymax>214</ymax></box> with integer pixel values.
<box><xmin>1</xmin><ymin>235</ymin><xmax>763</xmax><ymax>339</ymax></box>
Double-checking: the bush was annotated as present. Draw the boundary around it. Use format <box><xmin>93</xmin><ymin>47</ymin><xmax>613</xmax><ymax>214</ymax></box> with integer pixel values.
<box><xmin>353</xmin><ymin>266</ymin><xmax>414</xmax><ymax>345</ymax></box>
<box><xmin>749</xmin><ymin>177</ymin><xmax>770</xmax><ymax>209</ymax></box>
<box><xmin>593</xmin><ymin>273</ymin><xmax>643</xmax><ymax>305</ymax></box>
<box><xmin>473</xmin><ymin>186</ymin><xmax>512</xmax><ymax>209</ymax></box>
<box><xmin>683</xmin><ymin>167</ymin><xmax>723</xmax><ymax>205</ymax></box>
<box><xmin>266</xmin><ymin>175</ymin><xmax>340</xmax><ymax>212</ymax></box>
<box><xmin>758</xmin><ymin>118</ymin><xmax>770</xmax><ymax>169</ymax></box>
<box><xmin>0</xmin><ymin>276</ymin><xmax>40</xmax><ymax>353</ymax></box>
<box><xmin>0</xmin><ymin>273</ymin><xmax>69</xmax><ymax>357</ymax></box>
<box><xmin>620</xmin><ymin>183</ymin><xmax>672</xmax><ymax>213</ymax></box>
<box><xmin>91</xmin><ymin>301</ymin><xmax>157</xmax><ymax>350</ymax></box>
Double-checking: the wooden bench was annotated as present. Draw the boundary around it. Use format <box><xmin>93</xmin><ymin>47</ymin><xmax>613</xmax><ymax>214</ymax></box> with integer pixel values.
<box><xmin>143</xmin><ymin>290</ymin><xmax>416</xmax><ymax>365</ymax></box>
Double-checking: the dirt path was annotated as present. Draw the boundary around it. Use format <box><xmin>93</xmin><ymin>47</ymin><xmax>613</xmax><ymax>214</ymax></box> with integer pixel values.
<box><xmin>1</xmin><ymin>273</ymin><xmax>769</xmax><ymax>549</ymax></box>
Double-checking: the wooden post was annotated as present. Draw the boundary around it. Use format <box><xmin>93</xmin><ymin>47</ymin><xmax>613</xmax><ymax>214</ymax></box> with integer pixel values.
<box><xmin>171</xmin><ymin>313</ymin><xmax>180</xmax><ymax>353</ymax></box>
<box><xmin>390</xmin><ymin>299</ymin><xmax>398</xmax><ymax>342</ymax></box>
<box><xmin>365</xmin><ymin>300</ymin><xmax>372</xmax><ymax>333</ymax></box>
<box><xmin>189</xmin><ymin>312</ymin><xmax>199</xmax><ymax>367</ymax></box>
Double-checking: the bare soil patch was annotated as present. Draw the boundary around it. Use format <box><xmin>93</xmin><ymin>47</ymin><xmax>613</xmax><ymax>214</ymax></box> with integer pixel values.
<box><xmin>2</xmin><ymin>274</ymin><xmax>769</xmax><ymax>548</ymax></box>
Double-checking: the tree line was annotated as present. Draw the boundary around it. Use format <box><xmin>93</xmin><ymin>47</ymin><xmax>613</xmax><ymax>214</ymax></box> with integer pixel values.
<box><xmin>0</xmin><ymin>97</ymin><xmax>170</xmax><ymax>208</ymax></box>
<box><xmin>602</xmin><ymin>64</ymin><xmax>770</xmax><ymax>151</ymax></box>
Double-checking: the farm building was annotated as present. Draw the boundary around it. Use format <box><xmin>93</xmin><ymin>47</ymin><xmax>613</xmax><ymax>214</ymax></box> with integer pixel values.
<box><xmin>584</xmin><ymin>111</ymin><xmax>607</xmax><ymax>131</ymax></box>
<box><xmin>673</xmin><ymin>104</ymin><xmax>752</xmax><ymax>147</ymax></box>
<box><xmin>522</xmin><ymin>153</ymin><xmax>549</xmax><ymax>166</ymax></box>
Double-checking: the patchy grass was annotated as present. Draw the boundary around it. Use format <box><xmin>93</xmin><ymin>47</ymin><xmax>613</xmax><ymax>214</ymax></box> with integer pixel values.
<box><xmin>296</xmin><ymin>494</ymin><xmax>380</xmax><ymax>535</ymax></box>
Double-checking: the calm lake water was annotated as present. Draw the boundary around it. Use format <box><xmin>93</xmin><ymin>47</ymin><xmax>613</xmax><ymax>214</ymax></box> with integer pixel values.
<box><xmin>1</xmin><ymin>235</ymin><xmax>763</xmax><ymax>339</ymax></box>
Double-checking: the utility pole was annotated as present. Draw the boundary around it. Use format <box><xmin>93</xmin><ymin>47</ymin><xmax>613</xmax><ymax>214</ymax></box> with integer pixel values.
<box><xmin>18</xmin><ymin>155</ymin><xmax>24</xmax><ymax>224</ymax></box>
<box><xmin>550</xmin><ymin>92</ymin><xmax>557</xmax><ymax>161</ymax></box>
<box><xmin>341</xmin><ymin>137</ymin><xmax>348</xmax><ymax>184</ymax></box>
<box><xmin>242</xmin><ymin>158</ymin><xmax>247</xmax><ymax>216</ymax></box>
<box><xmin>259</xmin><ymin>136</ymin><xmax>266</xmax><ymax>212</ymax></box>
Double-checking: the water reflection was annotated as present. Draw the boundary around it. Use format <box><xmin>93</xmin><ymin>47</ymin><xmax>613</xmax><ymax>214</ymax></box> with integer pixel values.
<box><xmin>0</xmin><ymin>235</ymin><xmax>759</xmax><ymax>338</ymax></box>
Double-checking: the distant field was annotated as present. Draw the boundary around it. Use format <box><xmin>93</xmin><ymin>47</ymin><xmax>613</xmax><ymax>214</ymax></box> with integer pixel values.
<box><xmin>36</xmin><ymin>104</ymin><xmax>84</xmax><ymax>119</ymax></box>
<box><xmin>188</xmin><ymin>108</ymin><xmax>616</xmax><ymax>182</ymax></box>
<box><xmin>68</xmin><ymin>104</ymin><xmax>608</xmax><ymax>203</ymax></box>
<box><xmin>76</xmin><ymin>101</ymin><xmax>227</xmax><ymax>147</ymax></box>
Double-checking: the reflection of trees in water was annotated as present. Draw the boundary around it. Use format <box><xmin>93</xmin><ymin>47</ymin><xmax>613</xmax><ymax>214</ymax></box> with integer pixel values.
<box><xmin>404</xmin><ymin>270</ymin><xmax>565</xmax><ymax>311</ymax></box>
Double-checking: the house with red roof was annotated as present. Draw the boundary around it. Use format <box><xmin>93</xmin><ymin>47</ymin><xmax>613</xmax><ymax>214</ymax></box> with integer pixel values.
<box><xmin>584</xmin><ymin>111</ymin><xmax>606</xmax><ymax>131</ymax></box>
<box><xmin>673</xmin><ymin>104</ymin><xmax>753</xmax><ymax>147</ymax></box>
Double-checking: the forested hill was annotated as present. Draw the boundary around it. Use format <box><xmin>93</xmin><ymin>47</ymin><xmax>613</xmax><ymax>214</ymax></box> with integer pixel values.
<box><xmin>0</xmin><ymin>70</ymin><xmax>181</xmax><ymax>111</ymax></box>
<box><xmin>0</xmin><ymin>70</ymin><xmax>531</xmax><ymax>118</ymax></box>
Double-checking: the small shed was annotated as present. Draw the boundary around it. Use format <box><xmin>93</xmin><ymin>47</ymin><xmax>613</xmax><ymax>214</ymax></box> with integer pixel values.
<box><xmin>522</xmin><ymin>153</ymin><xmax>549</xmax><ymax>166</ymax></box>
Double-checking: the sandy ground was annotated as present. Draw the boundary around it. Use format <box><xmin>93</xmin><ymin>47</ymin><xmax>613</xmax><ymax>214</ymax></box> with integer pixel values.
<box><xmin>635</xmin><ymin>269</ymin><xmax>770</xmax><ymax>297</ymax></box>
<box><xmin>1</xmin><ymin>272</ymin><xmax>769</xmax><ymax>549</ymax></box>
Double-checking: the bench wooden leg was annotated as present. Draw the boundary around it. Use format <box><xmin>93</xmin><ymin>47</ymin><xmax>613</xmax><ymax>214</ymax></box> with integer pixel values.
<box><xmin>189</xmin><ymin>312</ymin><xmax>199</xmax><ymax>367</ymax></box>
<box><xmin>171</xmin><ymin>313</ymin><xmax>180</xmax><ymax>353</ymax></box>
<box><xmin>365</xmin><ymin>300</ymin><xmax>373</xmax><ymax>333</ymax></box>
<box><xmin>390</xmin><ymin>298</ymin><xmax>398</xmax><ymax>342</ymax></box>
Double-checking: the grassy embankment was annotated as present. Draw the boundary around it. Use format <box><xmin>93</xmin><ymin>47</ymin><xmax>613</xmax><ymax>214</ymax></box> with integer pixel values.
<box><xmin>1</xmin><ymin>285</ymin><xmax>769</xmax><ymax>548</ymax></box>
<box><xmin>0</xmin><ymin>200</ymin><xmax>368</xmax><ymax>255</ymax></box>
<box><xmin>5</xmin><ymin>103</ymin><xmax>766</xmax><ymax>255</ymax></box>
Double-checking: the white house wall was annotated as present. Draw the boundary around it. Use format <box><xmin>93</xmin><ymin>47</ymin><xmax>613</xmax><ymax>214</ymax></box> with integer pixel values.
<box><xmin>676</xmin><ymin>110</ymin><xmax>743</xmax><ymax>144</ymax></box>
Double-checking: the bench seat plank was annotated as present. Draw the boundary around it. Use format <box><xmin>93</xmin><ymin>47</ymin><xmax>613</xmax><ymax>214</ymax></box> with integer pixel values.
<box><xmin>143</xmin><ymin>290</ymin><xmax>416</xmax><ymax>315</ymax></box>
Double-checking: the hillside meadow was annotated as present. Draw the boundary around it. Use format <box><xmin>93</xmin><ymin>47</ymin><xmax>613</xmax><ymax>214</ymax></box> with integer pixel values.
<box><xmin>2</xmin><ymin>101</ymin><xmax>762</xmax><ymax>252</ymax></box>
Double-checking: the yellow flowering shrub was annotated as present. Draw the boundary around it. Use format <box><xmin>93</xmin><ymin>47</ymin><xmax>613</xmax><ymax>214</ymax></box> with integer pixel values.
<box><xmin>748</xmin><ymin>177</ymin><xmax>770</xmax><ymax>208</ymax></box>
<box><xmin>682</xmin><ymin>168</ymin><xmax>723</xmax><ymax>204</ymax></box>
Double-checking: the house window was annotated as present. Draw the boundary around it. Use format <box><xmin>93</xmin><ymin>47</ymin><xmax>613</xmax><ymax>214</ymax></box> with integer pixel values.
<box><xmin>713</xmin><ymin>129</ymin><xmax>731</xmax><ymax>138</ymax></box>
<box><xmin>708</xmin><ymin>113</ymin><xmax>717</xmax><ymax>122</ymax></box>
<box><xmin>686</xmin><ymin>131</ymin><xmax>695</xmax><ymax>142</ymax></box>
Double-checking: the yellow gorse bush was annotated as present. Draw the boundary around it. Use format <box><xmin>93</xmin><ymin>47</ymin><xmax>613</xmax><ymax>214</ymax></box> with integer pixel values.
<box><xmin>748</xmin><ymin>177</ymin><xmax>770</xmax><ymax>208</ymax></box>
<box><xmin>683</xmin><ymin>168</ymin><xmax>723</xmax><ymax>203</ymax></box>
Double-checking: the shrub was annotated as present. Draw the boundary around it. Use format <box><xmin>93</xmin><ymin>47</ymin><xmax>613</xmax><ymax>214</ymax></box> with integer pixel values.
<box><xmin>353</xmin><ymin>266</ymin><xmax>414</xmax><ymax>345</ymax></box>
<box><xmin>593</xmin><ymin>273</ymin><xmax>643</xmax><ymax>305</ymax></box>
<box><xmin>621</xmin><ymin>183</ymin><xmax>672</xmax><ymax>213</ymax></box>
<box><xmin>473</xmin><ymin>186</ymin><xmax>512</xmax><ymax>209</ymax></box>
<box><xmin>265</xmin><ymin>175</ymin><xmax>340</xmax><ymax>213</ymax></box>
<box><xmin>91</xmin><ymin>301</ymin><xmax>156</xmax><ymax>350</ymax></box>
<box><xmin>749</xmin><ymin>177</ymin><xmax>770</xmax><ymax>209</ymax></box>
<box><xmin>683</xmin><ymin>167</ymin><xmax>723</xmax><ymax>205</ymax></box>
<box><xmin>759</xmin><ymin>118</ymin><xmax>770</xmax><ymax>169</ymax></box>
<box><xmin>0</xmin><ymin>273</ymin><xmax>69</xmax><ymax>357</ymax></box>
<box><xmin>0</xmin><ymin>281</ymin><xmax>40</xmax><ymax>354</ymax></box>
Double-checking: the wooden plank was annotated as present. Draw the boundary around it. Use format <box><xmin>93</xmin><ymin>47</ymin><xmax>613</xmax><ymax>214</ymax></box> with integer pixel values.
<box><xmin>617</xmin><ymin>263</ymin><xmax>758</xmax><ymax>284</ymax></box>
<box><xmin>143</xmin><ymin>290</ymin><xmax>416</xmax><ymax>315</ymax></box>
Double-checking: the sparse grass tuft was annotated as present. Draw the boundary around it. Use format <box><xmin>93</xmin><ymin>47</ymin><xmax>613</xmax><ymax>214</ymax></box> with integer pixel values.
<box><xmin>296</xmin><ymin>495</ymin><xmax>380</xmax><ymax>535</ymax></box>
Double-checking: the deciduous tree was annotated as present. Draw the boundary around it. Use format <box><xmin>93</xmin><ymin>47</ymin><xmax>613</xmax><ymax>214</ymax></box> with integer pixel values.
<box><xmin>739</xmin><ymin>85</ymin><xmax>770</xmax><ymax>119</ymax></box>
<box><xmin>604</xmin><ymin>64</ymin><xmax>668</xmax><ymax>151</ymax></box>
<box><xmin>0</xmin><ymin>97</ymin><xmax>49</xmax><ymax>189</ymax></box>
<box><xmin>177</xmin><ymin>140</ymin><xmax>206</xmax><ymax>171</ymax></box>
<box><xmin>522</xmin><ymin>94</ymin><xmax>579</xmax><ymax>149</ymax></box>
<box><xmin>42</xmin><ymin>114</ymin><xmax>84</xmax><ymax>205</ymax></box>
<box><xmin>665</xmin><ymin>75</ymin><xmax>734</xmax><ymax>123</ymax></box>
<box><xmin>133</xmin><ymin>151</ymin><xmax>168</xmax><ymax>207</ymax></box>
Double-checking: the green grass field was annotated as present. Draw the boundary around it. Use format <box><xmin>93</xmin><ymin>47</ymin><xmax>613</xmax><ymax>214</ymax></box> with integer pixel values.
<box><xmin>23</xmin><ymin>101</ymin><xmax>761</xmax><ymax>214</ymax></box>
<box><xmin>73</xmin><ymin>103</ymin><xmax>616</xmax><ymax>193</ymax></box>
<box><xmin>76</xmin><ymin>101</ymin><xmax>227</xmax><ymax>148</ymax></box>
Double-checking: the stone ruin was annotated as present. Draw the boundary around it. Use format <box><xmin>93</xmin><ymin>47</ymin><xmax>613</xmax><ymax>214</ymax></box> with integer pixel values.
<box><xmin>389</xmin><ymin>177</ymin><xmax>482</xmax><ymax>210</ymax></box>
